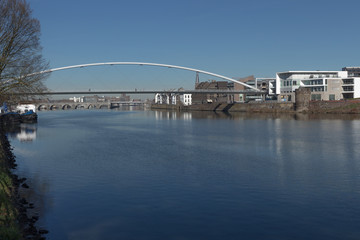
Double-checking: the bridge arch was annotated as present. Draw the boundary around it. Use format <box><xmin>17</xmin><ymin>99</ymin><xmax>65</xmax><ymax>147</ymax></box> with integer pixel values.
<box><xmin>38</xmin><ymin>105</ymin><xmax>48</xmax><ymax>111</ymax></box>
<box><xmin>75</xmin><ymin>104</ymin><xmax>85</xmax><ymax>109</ymax></box>
<box><xmin>50</xmin><ymin>105</ymin><xmax>58</xmax><ymax>110</ymax></box>
<box><xmin>62</xmin><ymin>104</ymin><xmax>72</xmax><ymax>110</ymax></box>
<box><xmin>99</xmin><ymin>104</ymin><xmax>109</xmax><ymax>109</ymax></box>
<box><xmin>36</xmin><ymin>62</ymin><xmax>259</xmax><ymax>91</ymax></box>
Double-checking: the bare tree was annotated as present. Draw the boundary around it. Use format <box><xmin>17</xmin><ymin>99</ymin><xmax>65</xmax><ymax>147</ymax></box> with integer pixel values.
<box><xmin>0</xmin><ymin>0</ymin><xmax>49</xmax><ymax>104</ymax></box>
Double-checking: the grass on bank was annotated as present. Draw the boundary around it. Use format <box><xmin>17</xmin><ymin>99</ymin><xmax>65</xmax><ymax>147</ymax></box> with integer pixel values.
<box><xmin>0</xmin><ymin>143</ymin><xmax>22</xmax><ymax>240</ymax></box>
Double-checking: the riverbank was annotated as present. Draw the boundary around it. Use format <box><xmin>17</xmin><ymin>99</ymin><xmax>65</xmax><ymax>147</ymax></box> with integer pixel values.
<box><xmin>151</xmin><ymin>102</ymin><xmax>294</xmax><ymax>112</ymax></box>
<box><xmin>0</xmin><ymin>128</ymin><xmax>22</xmax><ymax>239</ymax></box>
<box><xmin>0</xmin><ymin>116</ymin><xmax>46</xmax><ymax>240</ymax></box>
<box><xmin>151</xmin><ymin>100</ymin><xmax>360</xmax><ymax>114</ymax></box>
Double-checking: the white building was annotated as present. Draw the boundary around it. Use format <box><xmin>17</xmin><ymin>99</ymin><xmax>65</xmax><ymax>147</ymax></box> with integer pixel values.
<box><xmin>69</xmin><ymin>96</ymin><xmax>83</xmax><ymax>102</ymax></box>
<box><xmin>180</xmin><ymin>94</ymin><xmax>192</xmax><ymax>106</ymax></box>
<box><xmin>155</xmin><ymin>93</ymin><xmax>192</xmax><ymax>106</ymax></box>
<box><xmin>271</xmin><ymin>70</ymin><xmax>360</xmax><ymax>101</ymax></box>
<box><xmin>15</xmin><ymin>104</ymin><xmax>36</xmax><ymax>114</ymax></box>
<box><xmin>155</xmin><ymin>93</ymin><xmax>170</xmax><ymax>105</ymax></box>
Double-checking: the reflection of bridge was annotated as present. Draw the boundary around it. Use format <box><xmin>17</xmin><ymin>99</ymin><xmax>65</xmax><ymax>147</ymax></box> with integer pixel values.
<box><xmin>36</xmin><ymin>101</ymin><xmax>145</xmax><ymax>111</ymax></box>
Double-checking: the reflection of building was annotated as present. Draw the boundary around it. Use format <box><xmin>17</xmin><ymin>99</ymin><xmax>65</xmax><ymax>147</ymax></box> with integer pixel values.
<box><xmin>16</xmin><ymin>125</ymin><xmax>37</xmax><ymax>142</ymax></box>
<box><xmin>273</xmin><ymin>70</ymin><xmax>360</xmax><ymax>101</ymax></box>
<box><xmin>154</xmin><ymin>111</ymin><xmax>192</xmax><ymax>120</ymax></box>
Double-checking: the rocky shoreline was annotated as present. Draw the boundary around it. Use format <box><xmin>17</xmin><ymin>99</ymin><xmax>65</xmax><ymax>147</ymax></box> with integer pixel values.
<box><xmin>0</xmin><ymin>116</ymin><xmax>47</xmax><ymax>240</ymax></box>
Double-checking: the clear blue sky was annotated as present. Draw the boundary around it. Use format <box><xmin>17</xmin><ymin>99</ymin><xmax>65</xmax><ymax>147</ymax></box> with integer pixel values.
<box><xmin>28</xmin><ymin>0</ymin><xmax>360</xmax><ymax>92</ymax></box>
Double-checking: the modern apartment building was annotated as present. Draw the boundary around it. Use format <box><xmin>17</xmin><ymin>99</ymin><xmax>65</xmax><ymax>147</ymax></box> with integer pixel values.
<box><xmin>272</xmin><ymin>70</ymin><xmax>360</xmax><ymax>101</ymax></box>
<box><xmin>342</xmin><ymin>67</ymin><xmax>360</xmax><ymax>77</ymax></box>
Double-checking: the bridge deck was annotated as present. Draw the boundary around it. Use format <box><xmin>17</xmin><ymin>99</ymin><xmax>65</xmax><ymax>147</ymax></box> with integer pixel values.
<box><xmin>23</xmin><ymin>90</ymin><xmax>266</xmax><ymax>95</ymax></box>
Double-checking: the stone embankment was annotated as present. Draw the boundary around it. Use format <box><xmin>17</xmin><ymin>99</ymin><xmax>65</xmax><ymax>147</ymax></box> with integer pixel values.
<box><xmin>151</xmin><ymin>100</ymin><xmax>360</xmax><ymax>114</ymax></box>
<box><xmin>0</xmin><ymin>114</ymin><xmax>47</xmax><ymax>240</ymax></box>
<box><xmin>308</xmin><ymin>100</ymin><xmax>360</xmax><ymax>114</ymax></box>
<box><xmin>151</xmin><ymin>88</ymin><xmax>360</xmax><ymax>114</ymax></box>
<box><xmin>151</xmin><ymin>102</ymin><xmax>295</xmax><ymax>112</ymax></box>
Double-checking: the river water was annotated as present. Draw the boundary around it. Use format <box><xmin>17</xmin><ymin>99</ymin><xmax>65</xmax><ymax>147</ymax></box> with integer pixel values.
<box><xmin>9</xmin><ymin>110</ymin><xmax>360</xmax><ymax>240</ymax></box>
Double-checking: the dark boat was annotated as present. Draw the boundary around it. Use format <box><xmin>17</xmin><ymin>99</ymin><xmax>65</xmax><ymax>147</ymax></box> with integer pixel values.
<box><xmin>20</xmin><ymin>110</ymin><xmax>38</xmax><ymax>123</ymax></box>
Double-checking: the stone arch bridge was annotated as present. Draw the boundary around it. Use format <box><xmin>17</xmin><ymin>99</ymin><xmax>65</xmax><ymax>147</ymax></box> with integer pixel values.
<box><xmin>36</xmin><ymin>101</ymin><xmax>144</xmax><ymax>111</ymax></box>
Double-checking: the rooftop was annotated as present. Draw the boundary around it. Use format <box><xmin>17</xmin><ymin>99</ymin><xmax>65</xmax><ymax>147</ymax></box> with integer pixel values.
<box><xmin>277</xmin><ymin>71</ymin><xmax>345</xmax><ymax>74</ymax></box>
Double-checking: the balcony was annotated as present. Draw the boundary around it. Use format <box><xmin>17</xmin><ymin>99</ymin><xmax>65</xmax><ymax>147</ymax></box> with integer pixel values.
<box><xmin>342</xmin><ymin>79</ymin><xmax>354</xmax><ymax>85</ymax></box>
<box><xmin>342</xmin><ymin>86</ymin><xmax>354</xmax><ymax>92</ymax></box>
<box><xmin>301</xmin><ymin>79</ymin><xmax>324</xmax><ymax>86</ymax></box>
<box><xmin>310</xmin><ymin>86</ymin><xmax>325</xmax><ymax>92</ymax></box>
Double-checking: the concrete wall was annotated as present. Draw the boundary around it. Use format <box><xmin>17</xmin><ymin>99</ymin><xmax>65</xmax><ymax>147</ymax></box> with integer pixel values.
<box><xmin>354</xmin><ymin>78</ymin><xmax>360</xmax><ymax>98</ymax></box>
<box><xmin>327</xmin><ymin>78</ymin><xmax>342</xmax><ymax>100</ymax></box>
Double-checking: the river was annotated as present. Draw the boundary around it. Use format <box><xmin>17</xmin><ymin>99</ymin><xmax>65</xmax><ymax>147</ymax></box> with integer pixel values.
<box><xmin>9</xmin><ymin>110</ymin><xmax>360</xmax><ymax>240</ymax></box>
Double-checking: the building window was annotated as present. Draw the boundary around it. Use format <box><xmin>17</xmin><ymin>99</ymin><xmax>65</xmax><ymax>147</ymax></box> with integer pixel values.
<box><xmin>293</xmin><ymin>81</ymin><xmax>297</xmax><ymax>86</ymax></box>
<box><xmin>329</xmin><ymin>94</ymin><xmax>335</xmax><ymax>101</ymax></box>
<box><xmin>311</xmin><ymin>86</ymin><xmax>324</xmax><ymax>92</ymax></box>
<box><xmin>343</xmin><ymin>79</ymin><xmax>354</xmax><ymax>84</ymax></box>
<box><xmin>311</xmin><ymin>94</ymin><xmax>321</xmax><ymax>101</ymax></box>
<box><xmin>343</xmin><ymin>86</ymin><xmax>354</xmax><ymax>92</ymax></box>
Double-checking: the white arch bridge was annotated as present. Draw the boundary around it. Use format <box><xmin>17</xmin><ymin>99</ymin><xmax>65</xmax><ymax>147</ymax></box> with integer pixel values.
<box><xmin>32</xmin><ymin>61</ymin><xmax>262</xmax><ymax>93</ymax></box>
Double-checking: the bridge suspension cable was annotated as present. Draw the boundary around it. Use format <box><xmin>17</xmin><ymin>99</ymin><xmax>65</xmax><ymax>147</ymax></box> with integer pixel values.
<box><xmin>33</xmin><ymin>62</ymin><xmax>260</xmax><ymax>91</ymax></box>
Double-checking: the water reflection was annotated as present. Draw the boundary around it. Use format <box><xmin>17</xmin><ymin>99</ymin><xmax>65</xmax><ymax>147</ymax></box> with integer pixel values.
<box><xmin>8</xmin><ymin>110</ymin><xmax>360</xmax><ymax>240</ymax></box>
<box><xmin>111</xmin><ymin>105</ymin><xmax>145</xmax><ymax>111</ymax></box>
<box><xmin>153</xmin><ymin>110</ymin><xmax>360</xmax><ymax>121</ymax></box>
<box><xmin>18</xmin><ymin>172</ymin><xmax>52</xmax><ymax>230</ymax></box>
<box><xmin>8</xmin><ymin>124</ymin><xmax>37</xmax><ymax>142</ymax></box>
<box><xmin>154</xmin><ymin>111</ymin><xmax>192</xmax><ymax>120</ymax></box>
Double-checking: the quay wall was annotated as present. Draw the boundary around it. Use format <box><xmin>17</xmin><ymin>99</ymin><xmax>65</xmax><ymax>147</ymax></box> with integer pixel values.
<box><xmin>308</xmin><ymin>100</ymin><xmax>360</xmax><ymax>114</ymax></box>
<box><xmin>151</xmin><ymin>102</ymin><xmax>295</xmax><ymax>113</ymax></box>
<box><xmin>227</xmin><ymin>102</ymin><xmax>294</xmax><ymax>113</ymax></box>
<box><xmin>151</xmin><ymin>88</ymin><xmax>360</xmax><ymax>114</ymax></box>
<box><xmin>151</xmin><ymin>100</ymin><xmax>360</xmax><ymax>114</ymax></box>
